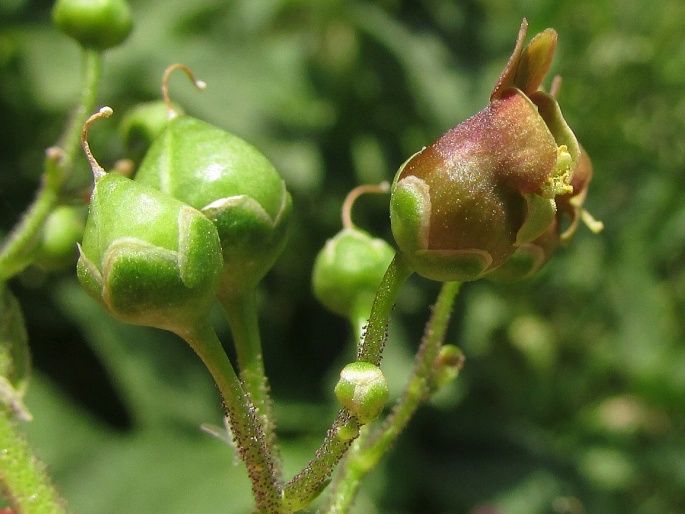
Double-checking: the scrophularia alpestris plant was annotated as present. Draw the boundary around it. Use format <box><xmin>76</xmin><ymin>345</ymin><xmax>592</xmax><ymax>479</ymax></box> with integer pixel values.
<box><xmin>0</xmin><ymin>13</ymin><xmax>603</xmax><ymax>514</ymax></box>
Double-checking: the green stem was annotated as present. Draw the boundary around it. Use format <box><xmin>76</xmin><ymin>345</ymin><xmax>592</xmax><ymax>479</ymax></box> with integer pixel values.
<box><xmin>53</xmin><ymin>48</ymin><xmax>103</xmax><ymax>184</ymax></box>
<box><xmin>282</xmin><ymin>252</ymin><xmax>413</xmax><ymax>510</ymax></box>
<box><xmin>0</xmin><ymin>408</ymin><xmax>68</xmax><ymax>514</ymax></box>
<box><xmin>0</xmin><ymin>186</ymin><xmax>59</xmax><ymax>282</ymax></box>
<box><xmin>181</xmin><ymin>319</ymin><xmax>284</xmax><ymax>514</ymax></box>
<box><xmin>357</xmin><ymin>252</ymin><xmax>413</xmax><ymax>365</ymax></box>
<box><xmin>0</xmin><ymin>48</ymin><xmax>102</xmax><ymax>281</ymax></box>
<box><xmin>282</xmin><ymin>410</ymin><xmax>360</xmax><ymax>512</ymax></box>
<box><xmin>218</xmin><ymin>288</ymin><xmax>280</xmax><ymax>474</ymax></box>
<box><xmin>322</xmin><ymin>281</ymin><xmax>462</xmax><ymax>513</ymax></box>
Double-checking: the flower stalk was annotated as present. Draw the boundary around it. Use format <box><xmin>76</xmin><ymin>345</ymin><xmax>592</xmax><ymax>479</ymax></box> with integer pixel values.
<box><xmin>321</xmin><ymin>281</ymin><xmax>463</xmax><ymax>513</ymax></box>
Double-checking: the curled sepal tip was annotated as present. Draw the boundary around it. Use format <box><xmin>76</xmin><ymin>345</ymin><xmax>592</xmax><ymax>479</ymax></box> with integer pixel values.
<box><xmin>81</xmin><ymin>106</ymin><xmax>113</xmax><ymax>181</ymax></box>
<box><xmin>341</xmin><ymin>181</ymin><xmax>390</xmax><ymax>230</ymax></box>
<box><xmin>334</xmin><ymin>362</ymin><xmax>389</xmax><ymax>424</ymax></box>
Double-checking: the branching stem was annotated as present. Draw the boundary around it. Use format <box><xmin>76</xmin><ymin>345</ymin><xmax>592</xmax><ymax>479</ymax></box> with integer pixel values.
<box><xmin>181</xmin><ymin>319</ymin><xmax>284</xmax><ymax>514</ymax></box>
<box><xmin>0</xmin><ymin>48</ymin><xmax>102</xmax><ymax>281</ymax></box>
<box><xmin>283</xmin><ymin>252</ymin><xmax>413</xmax><ymax>510</ymax></box>
<box><xmin>321</xmin><ymin>281</ymin><xmax>462</xmax><ymax>513</ymax></box>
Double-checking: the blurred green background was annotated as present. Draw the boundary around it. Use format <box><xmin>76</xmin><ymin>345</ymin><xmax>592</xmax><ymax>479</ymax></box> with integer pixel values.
<box><xmin>1</xmin><ymin>0</ymin><xmax>684</xmax><ymax>512</ymax></box>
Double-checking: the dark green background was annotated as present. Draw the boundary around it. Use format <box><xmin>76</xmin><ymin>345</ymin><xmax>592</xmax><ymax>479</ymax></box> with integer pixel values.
<box><xmin>1</xmin><ymin>0</ymin><xmax>684</xmax><ymax>512</ymax></box>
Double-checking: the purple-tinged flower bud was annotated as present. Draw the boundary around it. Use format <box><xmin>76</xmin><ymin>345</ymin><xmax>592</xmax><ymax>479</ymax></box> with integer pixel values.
<box><xmin>390</xmin><ymin>20</ymin><xmax>583</xmax><ymax>282</ymax></box>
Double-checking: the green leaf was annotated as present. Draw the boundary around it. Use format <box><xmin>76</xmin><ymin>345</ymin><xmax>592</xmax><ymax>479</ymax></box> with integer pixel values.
<box><xmin>0</xmin><ymin>284</ymin><xmax>32</xmax><ymax>420</ymax></box>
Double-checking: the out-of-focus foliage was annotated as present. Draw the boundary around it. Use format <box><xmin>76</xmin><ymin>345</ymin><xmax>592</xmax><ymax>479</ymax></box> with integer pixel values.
<box><xmin>1</xmin><ymin>0</ymin><xmax>684</xmax><ymax>512</ymax></box>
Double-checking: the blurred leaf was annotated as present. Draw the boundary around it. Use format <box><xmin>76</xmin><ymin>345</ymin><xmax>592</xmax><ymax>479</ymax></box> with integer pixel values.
<box><xmin>0</xmin><ymin>284</ymin><xmax>31</xmax><ymax>420</ymax></box>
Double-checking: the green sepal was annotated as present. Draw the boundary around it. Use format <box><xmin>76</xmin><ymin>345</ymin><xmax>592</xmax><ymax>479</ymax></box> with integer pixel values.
<box><xmin>389</xmin><ymin>175</ymin><xmax>430</xmax><ymax>260</ymax></box>
<box><xmin>411</xmin><ymin>249</ymin><xmax>493</xmax><ymax>282</ymax></box>
<box><xmin>515</xmin><ymin>194</ymin><xmax>556</xmax><ymax>246</ymax></box>
<box><xmin>203</xmin><ymin>191</ymin><xmax>291</xmax><ymax>293</ymax></box>
<box><xmin>486</xmin><ymin>242</ymin><xmax>547</xmax><ymax>282</ymax></box>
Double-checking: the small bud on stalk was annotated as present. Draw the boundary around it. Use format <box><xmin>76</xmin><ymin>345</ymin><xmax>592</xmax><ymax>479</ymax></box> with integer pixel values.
<box><xmin>52</xmin><ymin>0</ymin><xmax>133</xmax><ymax>50</ymax></box>
<box><xmin>312</xmin><ymin>183</ymin><xmax>395</xmax><ymax>324</ymax></box>
<box><xmin>334</xmin><ymin>362</ymin><xmax>389</xmax><ymax>424</ymax></box>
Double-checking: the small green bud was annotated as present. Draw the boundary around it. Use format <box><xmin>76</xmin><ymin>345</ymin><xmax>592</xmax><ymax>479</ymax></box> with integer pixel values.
<box><xmin>77</xmin><ymin>107</ymin><xmax>223</xmax><ymax>334</ymax></box>
<box><xmin>135</xmin><ymin>65</ymin><xmax>292</xmax><ymax>294</ymax></box>
<box><xmin>429</xmin><ymin>345</ymin><xmax>465</xmax><ymax>392</ymax></box>
<box><xmin>313</xmin><ymin>228</ymin><xmax>394</xmax><ymax>320</ymax></box>
<box><xmin>120</xmin><ymin>100</ymin><xmax>182</xmax><ymax>163</ymax></box>
<box><xmin>334</xmin><ymin>362</ymin><xmax>389</xmax><ymax>424</ymax></box>
<box><xmin>389</xmin><ymin>19</ymin><xmax>583</xmax><ymax>282</ymax></box>
<box><xmin>52</xmin><ymin>0</ymin><xmax>133</xmax><ymax>51</ymax></box>
<box><xmin>34</xmin><ymin>205</ymin><xmax>86</xmax><ymax>271</ymax></box>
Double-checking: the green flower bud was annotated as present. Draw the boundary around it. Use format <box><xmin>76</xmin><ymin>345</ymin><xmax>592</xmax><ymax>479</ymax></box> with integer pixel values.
<box><xmin>390</xmin><ymin>20</ymin><xmax>582</xmax><ymax>282</ymax></box>
<box><xmin>77</xmin><ymin>108</ymin><xmax>223</xmax><ymax>334</ymax></box>
<box><xmin>135</xmin><ymin>66</ymin><xmax>292</xmax><ymax>294</ymax></box>
<box><xmin>313</xmin><ymin>228</ymin><xmax>395</xmax><ymax>321</ymax></box>
<box><xmin>334</xmin><ymin>362</ymin><xmax>389</xmax><ymax>424</ymax></box>
<box><xmin>34</xmin><ymin>205</ymin><xmax>86</xmax><ymax>271</ymax></box>
<box><xmin>52</xmin><ymin>0</ymin><xmax>133</xmax><ymax>51</ymax></box>
<box><xmin>312</xmin><ymin>183</ymin><xmax>395</xmax><ymax>323</ymax></box>
<box><xmin>120</xmin><ymin>100</ymin><xmax>182</xmax><ymax>163</ymax></box>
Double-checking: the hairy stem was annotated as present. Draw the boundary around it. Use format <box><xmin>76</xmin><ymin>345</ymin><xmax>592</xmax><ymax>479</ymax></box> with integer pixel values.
<box><xmin>0</xmin><ymin>48</ymin><xmax>102</xmax><ymax>281</ymax></box>
<box><xmin>219</xmin><ymin>288</ymin><xmax>281</xmax><ymax>477</ymax></box>
<box><xmin>357</xmin><ymin>252</ymin><xmax>414</xmax><ymax>365</ymax></box>
<box><xmin>283</xmin><ymin>252</ymin><xmax>413</xmax><ymax>510</ymax></box>
<box><xmin>0</xmin><ymin>408</ymin><xmax>68</xmax><ymax>514</ymax></box>
<box><xmin>53</xmin><ymin>48</ymin><xmax>103</xmax><ymax>182</ymax></box>
<box><xmin>322</xmin><ymin>281</ymin><xmax>462</xmax><ymax>513</ymax></box>
<box><xmin>181</xmin><ymin>320</ymin><xmax>284</xmax><ymax>514</ymax></box>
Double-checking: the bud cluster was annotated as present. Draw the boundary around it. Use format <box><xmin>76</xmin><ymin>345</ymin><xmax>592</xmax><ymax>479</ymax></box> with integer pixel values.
<box><xmin>76</xmin><ymin>65</ymin><xmax>293</xmax><ymax>334</ymax></box>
